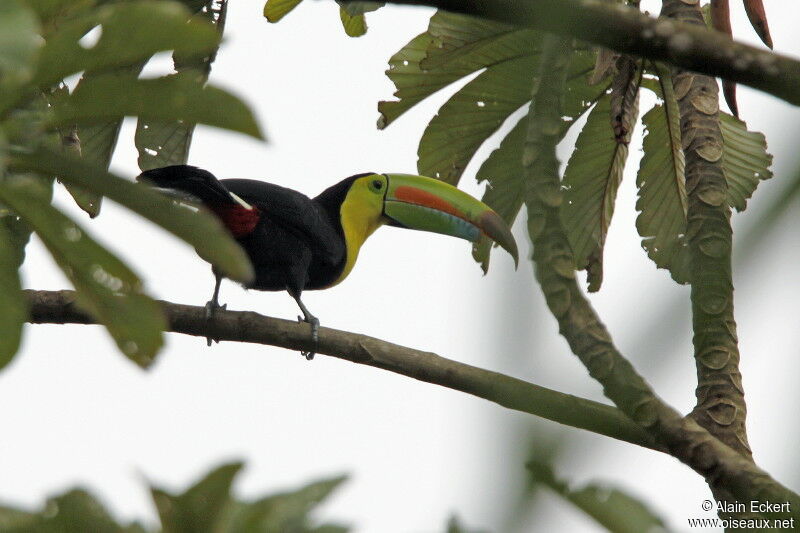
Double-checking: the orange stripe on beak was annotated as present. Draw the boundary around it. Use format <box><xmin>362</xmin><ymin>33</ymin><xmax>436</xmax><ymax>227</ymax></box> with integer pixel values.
<box><xmin>393</xmin><ymin>185</ymin><xmax>467</xmax><ymax>220</ymax></box>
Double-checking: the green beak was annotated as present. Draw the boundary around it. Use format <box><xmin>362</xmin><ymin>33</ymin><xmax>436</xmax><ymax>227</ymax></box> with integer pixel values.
<box><xmin>382</xmin><ymin>173</ymin><xmax>519</xmax><ymax>267</ymax></box>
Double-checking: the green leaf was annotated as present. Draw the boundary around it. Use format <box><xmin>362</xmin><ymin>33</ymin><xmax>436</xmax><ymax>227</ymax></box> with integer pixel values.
<box><xmin>263</xmin><ymin>0</ymin><xmax>303</xmax><ymax>22</ymax></box>
<box><xmin>560</xmin><ymin>92</ymin><xmax>636</xmax><ymax>291</ymax></box>
<box><xmin>471</xmin><ymin>54</ymin><xmax>606</xmax><ymax>271</ymax></box>
<box><xmin>336</xmin><ymin>2</ymin><xmax>384</xmax><ymax>37</ymax></box>
<box><xmin>0</xmin><ymin>177</ymin><xmax>165</xmax><ymax>367</ymax></box>
<box><xmin>471</xmin><ymin>118</ymin><xmax>527</xmax><ymax>271</ymax></box>
<box><xmin>338</xmin><ymin>7</ymin><xmax>367</xmax><ymax>37</ymax></box>
<box><xmin>137</xmin><ymin>1</ymin><xmax>227</xmax><ymax>171</ymax></box>
<box><xmin>0</xmin><ymin>219</ymin><xmax>27</xmax><ymax>371</ymax></box>
<box><xmin>50</xmin><ymin>73</ymin><xmax>263</xmax><ymax>140</ymax></box>
<box><xmin>636</xmin><ymin>104</ymin><xmax>690</xmax><ymax>284</ymax></box>
<box><xmin>528</xmin><ymin>462</ymin><xmax>668</xmax><ymax>533</ymax></box>
<box><xmin>636</xmin><ymin>64</ymin><xmax>690</xmax><ymax>284</ymax></box>
<box><xmin>71</xmin><ymin>64</ymin><xmax>148</xmax><ymax>213</ymax></box>
<box><xmin>417</xmin><ymin>55</ymin><xmax>539</xmax><ymax>185</ymax></box>
<box><xmin>378</xmin><ymin>12</ymin><xmax>533</xmax><ymax>129</ymax></box>
<box><xmin>10</xmin><ymin>148</ymin><xmax>255</xmax><ymax>284</ymax></box>
<box><xmin>719</xmin><ymin>111</ymin><xmax>773</xmax><ymax>211</ymax></box>
<box><xmin>151</xmin><ymin>462</ymin><xmax>243</xmax><ymax>533</ymax></box>
<box><xmin>34</xmin><ymin>0</ymin><xmax>220</xmax><ymax>87</ymax></box>
<box><xmin>0</xmin><ymin>0</ymin><xmax>40</xmax><ymax>89</ymax></box>
<box><xmin>226</xmin><ymin>475</ymin><xmax>348</xmax><ymax>533</ymax></box>
<box><xmin>0</xmin><ymin>489</ymin><xmax>148</xmax><ymax>533</ymax></box>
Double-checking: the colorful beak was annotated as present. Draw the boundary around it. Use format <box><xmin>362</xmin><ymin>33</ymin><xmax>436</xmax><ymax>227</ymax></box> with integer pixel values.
<box><xmin>382</xmin><ymin>174</ymin><xmax>519</xmax><ymax>267</ymax></box>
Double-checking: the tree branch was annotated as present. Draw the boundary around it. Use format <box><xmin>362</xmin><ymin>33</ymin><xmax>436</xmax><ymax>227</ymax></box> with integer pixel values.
<box><xmin>372</xmin><ymin>0</ymin><xmax>800</xmax><ymax>107</ymax></box>
<box><xmin>663</xmin><ymin>0</ymin><xmax>750</xmax><ymax>460</ymax></box>
<box><xmin>23</xmin><ymin>289</ymin><xmax>657</xmax><ymax>451</ymax></box>
<box><xmin>521</xmin><ymin>36</ymin><xmax>799</xmax><ymax>518</ymax></box>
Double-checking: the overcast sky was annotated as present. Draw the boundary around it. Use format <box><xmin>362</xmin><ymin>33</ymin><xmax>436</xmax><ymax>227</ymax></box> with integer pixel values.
<box><xmin>0</xmin><ymin>1</ymin><xmax>798</xmax><ymax>531</ymax></box>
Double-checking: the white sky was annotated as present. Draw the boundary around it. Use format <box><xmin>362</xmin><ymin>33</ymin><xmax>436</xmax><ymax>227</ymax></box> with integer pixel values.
<box><xmin>0</xmin><ymin>1</ymin><xmax>798</xmax><ymax>532</ymax></box>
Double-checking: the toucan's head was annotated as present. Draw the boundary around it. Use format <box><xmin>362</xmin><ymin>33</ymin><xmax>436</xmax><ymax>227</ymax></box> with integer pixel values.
<box><xmin>320</xmin><ymin>173</ymin><xmax>518</xmax><ymax>270</ymax></box>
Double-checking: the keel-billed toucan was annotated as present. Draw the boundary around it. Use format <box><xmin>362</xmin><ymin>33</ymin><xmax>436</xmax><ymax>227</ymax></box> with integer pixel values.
<box><xmin>138</xmin><ymin>165</ymin><xmax>518</xmax><ymax>357</ymax></box>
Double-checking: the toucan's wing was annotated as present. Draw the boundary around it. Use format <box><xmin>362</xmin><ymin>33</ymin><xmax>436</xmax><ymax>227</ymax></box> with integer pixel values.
<box><xmin>220</xmin><ymin>179</ymin><xmax>344</xmax><ymax>265</ymax></box>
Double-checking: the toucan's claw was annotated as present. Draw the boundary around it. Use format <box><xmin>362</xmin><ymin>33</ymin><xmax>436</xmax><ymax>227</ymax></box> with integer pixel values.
<box><xmin>204</xmin><ymin>300</ymin><xmax>226</xmax><ymax>346</ymax></box>
<box><xmin>298</xmin><ymin>315</ymin><xmax>319</xmax><ymax>360</ymax></box>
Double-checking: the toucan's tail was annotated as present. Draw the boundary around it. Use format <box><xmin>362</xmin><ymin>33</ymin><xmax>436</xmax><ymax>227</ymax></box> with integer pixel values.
<box><xmin>137</xmin><ymin>165</ymin><xmax>237</xmax><ymax>206</ymax></box>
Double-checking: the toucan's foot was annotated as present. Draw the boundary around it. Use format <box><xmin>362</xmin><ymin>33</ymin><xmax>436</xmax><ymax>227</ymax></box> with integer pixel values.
<box><xmin>297</xmin><ymin>315</ymin><xmax>320</xmax><ymax>360</ymax></box>
<box><xmin>204</xmin><ymin>300</ymin><xmax>227</xmax><ymax>346</ymax></box>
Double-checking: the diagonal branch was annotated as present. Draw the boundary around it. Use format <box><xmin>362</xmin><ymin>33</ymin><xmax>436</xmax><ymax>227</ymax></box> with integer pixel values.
<box><xmin>522</xmin><ymin>35</ymin><xmax>799</xmax><ymax>519</ymax></box>
<box><xmin>24</xmin><ymin>289</ymin><xmax>657</xmax><ymax>450</ymax></box>
<box><xmin>371</xmin><ymin>0</ymin><xmax>800</xmax><ymax>107</ymax></box>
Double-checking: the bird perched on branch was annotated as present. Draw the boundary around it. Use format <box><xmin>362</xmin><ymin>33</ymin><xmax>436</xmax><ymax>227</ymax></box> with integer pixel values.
<box><xmin>138</xmin><ymin>165</ymin><xmax>518</xmax><ymax>358</ymax></box>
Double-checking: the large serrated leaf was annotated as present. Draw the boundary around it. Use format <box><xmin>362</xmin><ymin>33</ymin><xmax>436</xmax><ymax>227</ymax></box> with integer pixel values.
<box><xmin>719</xmin><ymin>111</ymin><xmax>772</xmax><ymax>211</ymax></box>
<box><xmin>561</xmin><ymin>93</ymin><xmax>636</xmax><ymax>291</ymax></box>
<box><xmin>472</xmin><ymin>53</ymin><xmax>606</xmax><ymax>271</ymax></box>
<box><xmin>34</xmin><ymin>0</ymin><xmax>220</xmax><ymax>87</ymax></box>
<box><xmin>69</xmin><ymin>64</ymin><xmax>147</xmax><ymax>215</ymax></box>
<box><xmin>636</xmin><ymin>63</ymin><xmax>690</xmax><ymax>284</ymax></box>
<box><xmin>137</xmin><ymin>2</ymin><xmax>227</xmax><ymax>171</ymax></box>
<box><xmin>10</xmin><ymin>148</ymin><xmax>255</xmax><ymax>284</ymax></box>
<box><xmin>637</xmin><ymin>104</ymin><xmax>690</xmax><ymax>284</ymax></box>
<box><xmin>471</xmin><ymin>118</ymin><xmax>527</xmax><ymax>271</ymax></box>
<box><xmin>528</xmin><ymin>461</ymin><xmax>668</xmax><ymax>533</ymax></box>
<box><xmin>418</xmin><ymin>55</ymin><xmax>539</xmax><ymax>185</ymax></box>
<box><xmin>0</xmin><ymin>178</ymin><xmax>165</xmax><ymax>367</ymax></box>
<box><xmin>50</xmin><ymin>73</ymin><xmax>263</xmax><ymax>140</ymax></box>
<box><xmin>378</xmin><ymin>12</ymin><xmax>534</xmax><ymax>129</ymax></box>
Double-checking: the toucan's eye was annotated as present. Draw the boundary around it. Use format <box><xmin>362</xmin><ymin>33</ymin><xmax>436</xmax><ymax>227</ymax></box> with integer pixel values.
<box><xmin>371</xmin><ymin>179</ymin><xmax>384</xmax><ymax>191</ymax></box>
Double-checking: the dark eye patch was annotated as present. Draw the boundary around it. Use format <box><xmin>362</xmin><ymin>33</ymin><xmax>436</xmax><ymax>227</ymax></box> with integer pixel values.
<box><xmin>372</xmin><ymin>179</ymin><xmax>383</xmax><ymax>189</ymax></box>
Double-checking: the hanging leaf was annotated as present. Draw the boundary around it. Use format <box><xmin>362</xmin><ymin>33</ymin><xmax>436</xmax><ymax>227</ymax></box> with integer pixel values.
<box><xmin>0</xmin><ymin>177</ymin><xmax>165</xmax><ymax>368</ymax></box>
<box><xmin>378</xmin><ymin>12</ymin><xmax>534</xmax><ymax>129</ymax></box>
<box><xmin>636</xmin><ymin>63</ymin><xmax>690</xmax><ymax>283</ymax></box>
<box><xmin>10</xmin><ymin>148</ymin><xmax>255</xmax><ymax>284</ymax></box>
<box><xmin>472</xmin><ymin>51</ymin><xmax>606</xmax><ymax>271</ymax></box>
<box><xmin>263</xmin><ymin>0</ymin><xmax>304</xmax><ymax>23</ymax></box>
<box><xmin>720</xmin><ymin>111</ymin><xmax>773</xmax><ymax>211</ymax></box>
<box><xmin>417</xmin><ymin>55</ymin><xmax>539</xmax><ymax>185</ymax></box>
<box><xmin>560</xmin><ymin>91</ymin><xmax>638</xmax><ymax>292</ymax></box>
<box><xmin>338</xmin><ymin>7</ymin><xmax>367</xmax><ymax>37</ymax></box>
<box><xmin>528</xmin><ymin>461</ymin><xmax>668</xmax><ymax>533</ymax></box>
<box><xmin>609</xmin><ymin>56</ymin><xmax>642</xmax><ymax>144</ymax></box>
<box><xmin>636</xmin><ymin>104</ymin><xmax>690</xmax><ymax>284</ymax></box>
<box><xmin>34</xmin><ymin>0</ymin><xmax>221</xmax><ymax>88</ymax></box>
<box><xmin>137</xmin><ymin>0</ymin><xmax>228</xmax><ymax>171</ymax></box>
<box><xmin>69</xmin><ymin>64</ymin><xmax>148</xmax><ymax>216</ymax></box>
<box><xmin>336</xmin><ymin>2</ymin><xmax>384</xmax><ymax>37</ymax></box>
<box><xmin>50</xmin><ymin>73</ymin><xmax>263</xmax><ymax>140</ymax></box>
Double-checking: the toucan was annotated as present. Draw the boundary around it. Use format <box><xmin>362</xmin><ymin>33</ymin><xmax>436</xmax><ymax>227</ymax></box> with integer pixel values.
<box><xmin>138</xmin><ymin>165</ymin><xmax>518</xmax><ymax>357</ymax></box>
